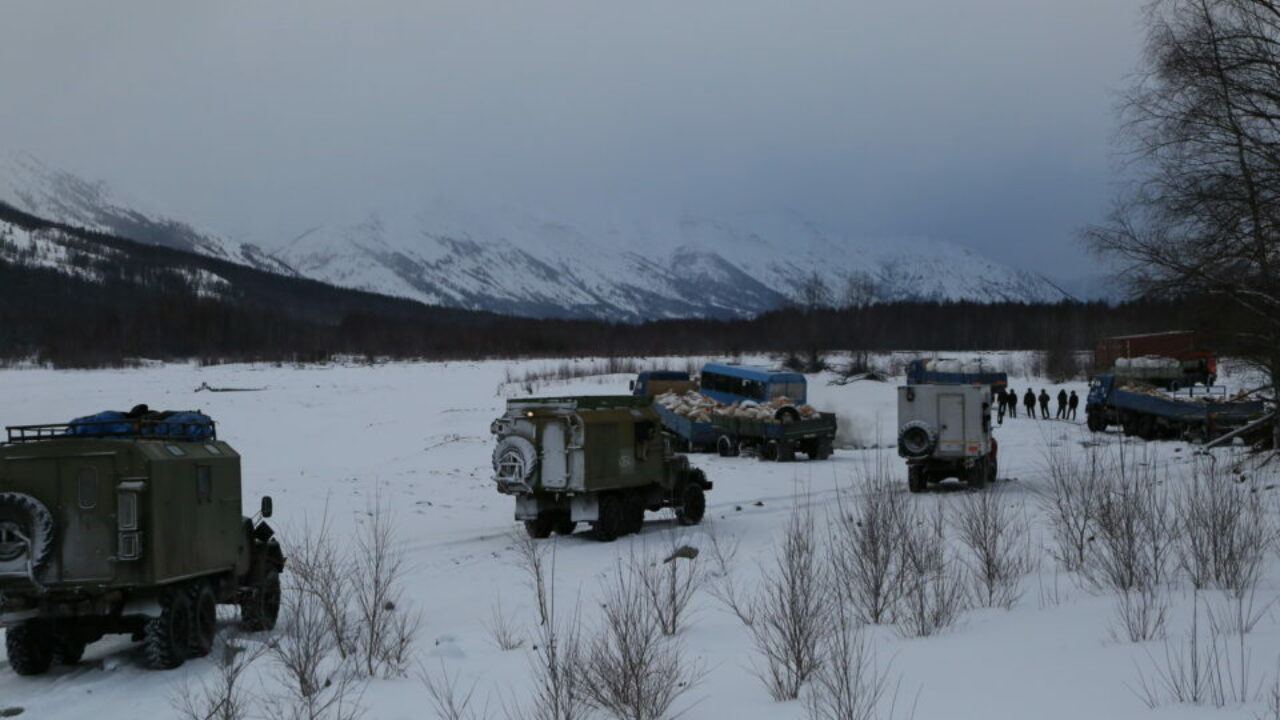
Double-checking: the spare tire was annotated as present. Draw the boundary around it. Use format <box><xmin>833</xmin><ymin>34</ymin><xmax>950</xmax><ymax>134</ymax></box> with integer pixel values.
<box><xmin>492</xmin><ymin>435</ymin><xmax>539</xmax><ymax>489</ymax></box>
<box><xmin>0</xmin><ymin>492</ymin><xmax>55</xmax><ymax>569</ymax></box>
<box><xmin>897</xmin><ymin>421</ymin><xmax>937</xmax><ymax>460</ymax></box>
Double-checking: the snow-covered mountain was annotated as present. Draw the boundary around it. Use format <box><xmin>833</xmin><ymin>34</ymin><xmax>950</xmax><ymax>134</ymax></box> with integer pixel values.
<box><xmin>0</xmin><ymin>150</ymin><xmax>291</xmax><ymax>275</ymax></box>
<box><xmin>275</xmin><ymin>211</ymin><xmax>1070</xmax><ymax>321</ymax></box>
<box><xmin>0</xmin><ymin>150</ymin><xmax>1068</xmax><ymax>321</ymax></box>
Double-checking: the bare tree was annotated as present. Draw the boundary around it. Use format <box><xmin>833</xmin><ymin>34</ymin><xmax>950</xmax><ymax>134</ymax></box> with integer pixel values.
<box><xmin>1084</xmin><ymin>0</ymin><xmax>1280</xmax><ymax>448</ymax></box>
<box><xmin>1040</xmin><ymin>446</ymin><xmax>1105</xmax><ymax>573</ymax></box>
<box><xmin>636</xmin><ymin>536</ymin><xmax>704</xmax><ymax>636</ymax></box>
<box><xmin>953</xmin><ymin>489</ymin><xmax>1032</xmax><ymax>609</ymax></box>
<box><xmin>746</xmin><ymin>507</ymin><xmax>831</xmax><ymax>700</ymax></box>
<box><xmin>840</xmin><ymin>271</ymin><xmax>877</xmax><ymax>310</ymax></box>
<box><xmin>351</xmin><ymin>497</ymin><xmax>421</xmax><ymax>678</ymax></box>
<box><xmin>581</xmin><ymin>559</ymin><xmax>705</xmax><ymax>720</ymax></box>
<box><xmin>289</xmin><ymin>504</ymin><xmax>357</xmax><ymax>659</ymax></box>
<box><xmin>829</xmin><ymin>473</ymin><xmax>907</xmax><ymax>624</ymax></box>
<box><xmin>799</xmin><ymin>271</ymin><xmax>834</xmax><ymax>311</ymax></box>
<box><xmin>895</xmin><ymin>505</ymin><xmax>967</xmax><ymax>638</ymax></box>
<box><xmin>512</xmin><ymin>529</ymin><xmax>552</xmax><ymax>627</ymax></box>
<box><xmin>266</xmin><ymin>587</ymin><xmax>366</xmax><ymax>720</ymax></box>
<box><xmin>804</xmin><ymin>601</ymin><xmax>903</xmax><ymax>720</ymax></box>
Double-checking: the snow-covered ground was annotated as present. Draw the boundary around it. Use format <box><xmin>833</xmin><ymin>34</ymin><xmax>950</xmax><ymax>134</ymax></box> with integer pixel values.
<box><xmin>0</xmin><ymin>354</ymin><xmax>1275</xmax><ymax>719</ymax></box>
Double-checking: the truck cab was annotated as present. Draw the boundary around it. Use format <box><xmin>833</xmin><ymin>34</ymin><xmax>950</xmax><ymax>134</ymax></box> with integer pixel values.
<box><xmin>631</xmin><ymin>371</ymin><xmax>697</xmax><ymax>398</ymax></box>
<box><xmin>698</xmin><ymin>363</ymin><xmax>807</xmax><ymax>405</ymax></box>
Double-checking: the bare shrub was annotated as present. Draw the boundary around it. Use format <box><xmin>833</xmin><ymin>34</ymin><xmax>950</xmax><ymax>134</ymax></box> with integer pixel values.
<box><xmin>1133</xmin><ymin>594</ymin><xmax>1256</xmax><ymax>709</ymax></box>
<box><xmin>636</xmin><ymin>536</ymin><xmax>704</xmax><ymax>636</ymax></box>
<box><xmin>581</xmin><ymin>560</ymin><xmax>705</xmax><ymax>720</ymax></box>
<box><xmin>351</xmin><ymin>498</ymin><xmax>421</xmax><ymax>678</ymax></box>
<box><xmin>829</xmin><ymin>472</ymin><xmax>907</xmax><ymax>624</ymax></box>
<box><xmin>1261</xmin><ymin>665</ymin><xmax>1280</xmax><ymax>720</ymax></box>
<box><xmin>420</xmin><ymin>661</ymin><xmax>486</xmax><ymax>720</ymax></box>
<box><xmin>805</xmin><ymin>602</ymin><xmax>902</xmax><ymax>720</ymax></box>
<box><xmin>513</xmin><ymin>529</ymin><xmax>552</xmax><ymax>627</ymax></box>
<box><xmin>1176</xmin><ymin>464</ymin><xmax>1274</xmax><ymax>597</ymax></box>
<box><xmin>705</xmin><ymin>524</ymin><xmax>755</xmax><ymax>627</ymax></box>
<box><xmin>172</xmin><ymin>632</ymin><xmax>267</xmax><ymax>720</ymax></box>
<box><xmin>266</xmin><ymin>588</ymin><xmax>365</xmax><ymax>720</ymax></box>
<box><xmin>953</xmin><ymin>489</ymin><xmax>1031</xmax><ymax>609</ymax></box>
<box><xmin>1039</xmin><ymin>446</ymin><xmax>1104</xmax><ymax>573</ymax></box>
<box><xmin>288</xmin><ymin>498</ymin><xmax>420</xmax><ymax>676</ymax></box>
<box><xmin>516</xmin><ymin>605</ymin><xmax>591</xmax><ymax>720</ymax></box>
<box><xmin>895</xmin><ymin>505</ymin><xmax>966</xmax><ymax>638</ymax></box>
<box><xmin>289</xmin><ymin>506</ymin><xmax>358</xmax><ymax>659</ymax></box>
<box><xmin>1114</xmin><ymin>584</ymin><xmax>1170</xmax><ymax>644</ymax></box>
<box><xmin>487</xmin><ymin>598</ymin><xmax>525</xmax><ymax>651</ymax></box>
<box><xmin>1086</xmin><ymin>458</ymin><xmax>1173</xmax><ymax>594</ymax></box>
<box><xmin>746</xmin><ymin>507</ymin><xmax>831</xmax><ymax>700</ymax></box>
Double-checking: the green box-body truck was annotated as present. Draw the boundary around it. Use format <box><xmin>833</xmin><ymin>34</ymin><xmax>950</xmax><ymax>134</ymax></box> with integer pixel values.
<box><xmin>490</xmin><ymin>396</ymin><xmax>712</xmax><ymax>540</ymax></box>
<box><xmin>0</xmin><ymin>410</ymin><xmax>284</xmax><ymax>675</ymax></box>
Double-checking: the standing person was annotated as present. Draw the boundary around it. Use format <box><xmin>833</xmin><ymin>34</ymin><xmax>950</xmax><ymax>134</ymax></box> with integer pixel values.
<box><xmin>1038</xmin><ymin>389</ymin><xmax>1051</xmax><ymax>419</ymax></box>
<box><xmin>1056</xmin><ymin>389</ymin><xmax>1068</xmax><ymax>419</ymax></box>
<box><xmin>996</xmin><ymin>388</ymin><xmax>1007</xmax><ymax>424</ymax></box>
<box><xmin>1006</xmin><ymin>387</ymin><xmax>1016</xmax><ymax>418</ymax></box>
<box><xmin>1068</xmin><ymin>390</ymin><xmax>1079</xmax><ymax>420</ymax></box>
<box><xmin>1024</xmin><ymin>389</ymin><xmax>1036</xmax><ymax>418</ymax></box>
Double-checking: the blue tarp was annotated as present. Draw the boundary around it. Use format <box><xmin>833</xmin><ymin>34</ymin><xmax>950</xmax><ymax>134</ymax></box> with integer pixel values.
<box><xmin>66</xmin><ymin>410</ymin><xmax>215</xmax><ymax>441</ymax></box>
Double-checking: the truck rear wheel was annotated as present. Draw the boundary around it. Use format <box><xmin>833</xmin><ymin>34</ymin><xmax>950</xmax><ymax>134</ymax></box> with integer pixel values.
<box><xmin>524</xmin><ymin>514</ymin><xmax>554</xmax><ymax>539</ymax></box>
<box><xmin>52</xmin><ymin>625</ymin><xmax>87</xmax><ymax>666</ymax></box>
<box><xmin>5</xmin><ymin>621</ymin><xmax>53</xmax><ymax>676</ymax></box>
<box><xmin>145</xmin><ymin>588</ymin><xmax>194</xmax><ymax>670</ymax></box>
<box><xmin>189</xmin><ymin>583</ymin><xmax>218</xmax><ymax>658</ymax></box>
<box><xmin>593</xmin><ymin>493</ymin><xmax>627</xmax><ymax>542</ymax></box>
<box><xmin>967</xmin><ymin>459</ymin><xmax>988</xmax><ymax>489</ymax></box>
<box><xmin>907</xmin><ymin>465</ymin><xmax>927</xmax><ymax>493</ymax></box>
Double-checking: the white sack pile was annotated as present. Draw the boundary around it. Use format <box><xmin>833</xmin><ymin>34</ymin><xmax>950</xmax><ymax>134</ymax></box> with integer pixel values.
<box><xmin>654</xmin><ymin>390</ymin><xmax>820</xmax><ymax>424</ymax></box>
<box><xmin>925</xmin><ymin>359</ymin><xmax>990</xmax><ymax>374</ymax></box>
<box><xmin>1116</xmin><ymin>355</ymin><xmax>1181</xmax><ymax>370</ymax></box>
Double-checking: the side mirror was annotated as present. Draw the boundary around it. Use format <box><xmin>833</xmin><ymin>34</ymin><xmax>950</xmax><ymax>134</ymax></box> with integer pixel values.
<box><xmin>261</xmin><ymin>496</ymin><xmax>274</xmax><ymax>519</ymax></box>
<box><xmin>629</xmin><ymin>380</ymin><xmax>636</xmax><ymax>391</ymax></box>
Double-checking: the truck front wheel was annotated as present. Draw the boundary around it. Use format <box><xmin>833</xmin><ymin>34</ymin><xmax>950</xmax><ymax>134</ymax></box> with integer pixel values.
<box><xmin>241</xmin><ymin>568</ymin><xmax>281</xmax><ymax>632</ymax></box>
<box><xmin>5</xmin><ymin>621</ymin><xmax>54</xmax><ymax>676</ymax></box>
<box><xmin>676</xmin><ymin>485</ymin><xmax>706</xmax><ymax>526</ymax></box>
<box><xmin>524</xmin><ymin>514</ymin><xmax>554</xmax><ymax>539</ymax></box>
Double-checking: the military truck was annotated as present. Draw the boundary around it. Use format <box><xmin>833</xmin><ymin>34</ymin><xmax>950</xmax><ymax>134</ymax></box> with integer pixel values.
<box><xmin>897</xmin><ymin>385</ymin><xmax>997</xmax><ymax>492</ymax></box>
<box><xmin>490</xmin><ymin>396</ymin><xmax>713</xmax><ymax>541</ymax></box>
<box><xmin>0</xmin><ymin>408</ymin><xmax>284</xmax><ymax>675</ymax></box>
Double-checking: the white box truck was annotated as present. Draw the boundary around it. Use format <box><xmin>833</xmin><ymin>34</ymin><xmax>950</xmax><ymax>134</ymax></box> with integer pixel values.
<box><xmin>897</xmin><ymin>384</ymin><xmax>998</xmax><ymax>492</ymax></box>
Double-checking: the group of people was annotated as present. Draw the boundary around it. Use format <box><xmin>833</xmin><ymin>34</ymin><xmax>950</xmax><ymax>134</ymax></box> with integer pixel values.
<box><xmin>995</xmin><ymin>386</ymin><xmax>1078</xmax><ymax>424</ymax></box>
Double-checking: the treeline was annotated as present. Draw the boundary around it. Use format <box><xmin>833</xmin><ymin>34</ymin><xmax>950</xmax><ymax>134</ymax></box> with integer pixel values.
<box><xmin>0</xmin><ymin>199</ymin><xmax>1238</xmax><ymax>367</ymax></box>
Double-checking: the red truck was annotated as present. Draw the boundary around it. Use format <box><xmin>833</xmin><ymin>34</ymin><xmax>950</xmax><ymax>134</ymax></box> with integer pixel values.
<box><xmin>1094</xmin><ymin>331</ymin><xmax>1217</xmax><ymax>389</ymax></box>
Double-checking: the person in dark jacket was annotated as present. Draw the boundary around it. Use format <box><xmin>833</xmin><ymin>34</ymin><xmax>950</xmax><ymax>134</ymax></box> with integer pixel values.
<box><xmin>996</xmin><ymin>388</ymin><xmax>1007</xmax><ymax>424</ymax></box>
<box><xmin>1006</xmin><ymin>387</ymin><xmax>1016</xmax><ymax>418</ymax></box>
<box><xmin>1038</xmin><ymin>389</ymin><xmax>1051</xmax><ymax>419</ymax></box>
<box><xmin>1056</xmin><ymin>389</ymin><xmax>1068</xmax><ymax>419</ymax></box>
<box><xmin>1024</xmin><ymin>389</ymin><xmax>1036</xmax><ymax>418</ymax></box>
<box><xmin>1068</xmin><ymin>390</ymin><xmax>1079</xmax><ymax>420</ymax></box>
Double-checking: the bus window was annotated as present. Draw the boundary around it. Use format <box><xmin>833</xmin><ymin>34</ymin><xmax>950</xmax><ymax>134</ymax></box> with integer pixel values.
<box><xmin>770</xmin><ymin>381</ymin><xmax>805</xmax><ymax>401</ymax></box>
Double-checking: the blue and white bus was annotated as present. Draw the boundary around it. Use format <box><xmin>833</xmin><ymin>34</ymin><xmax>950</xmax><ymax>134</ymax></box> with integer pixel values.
<box><xmin>698</xmin><ymin>363</ymin><xmax>808</xmax><ymax>406</ymax></box>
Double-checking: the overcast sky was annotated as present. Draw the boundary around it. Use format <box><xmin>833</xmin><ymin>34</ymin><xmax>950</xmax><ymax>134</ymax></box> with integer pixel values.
<box><xmin>0</xmin><ymin>1</ymin><xmax>1143</xmax><ymax>277</ymax></box>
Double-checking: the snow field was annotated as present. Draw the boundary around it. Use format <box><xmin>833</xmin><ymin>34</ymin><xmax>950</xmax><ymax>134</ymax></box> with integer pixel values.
<box><xmin>0</xmin><ymin>354</ymin><xmax>1274</xmax><ymax>720</ymax></box>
